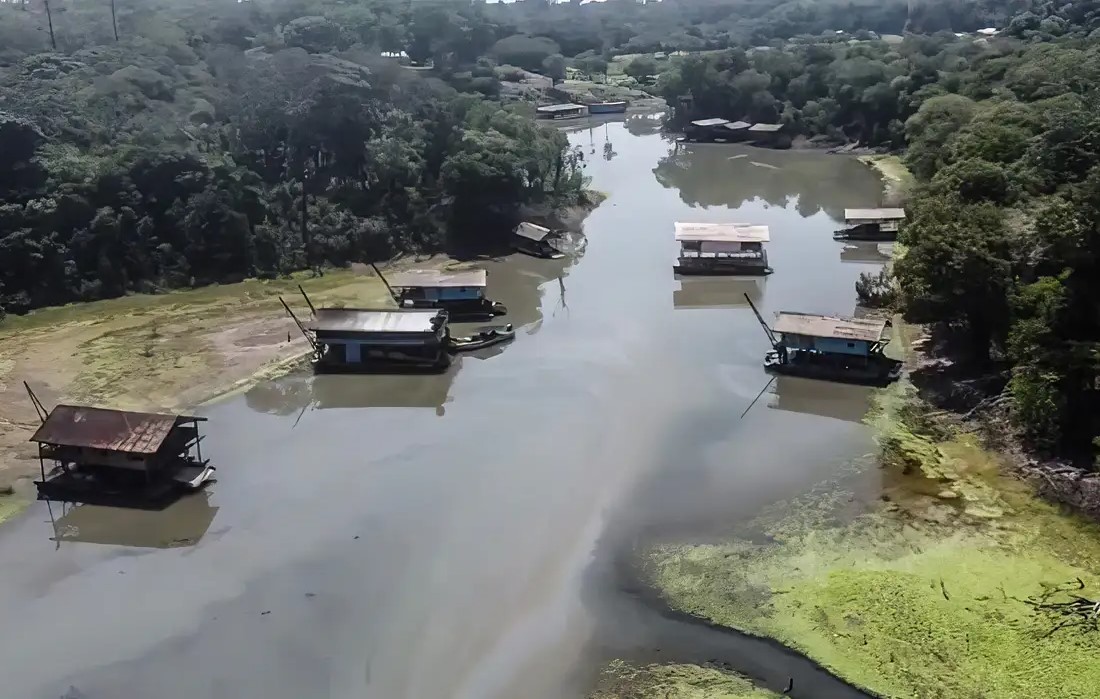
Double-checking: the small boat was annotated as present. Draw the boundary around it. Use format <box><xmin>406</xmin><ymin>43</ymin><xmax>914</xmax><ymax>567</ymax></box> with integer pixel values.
<box><xmin>448</xmin><ymin>324</ymin><xmax>516</xmax><ymax>353</ymax></box>
<box><xmin>513</xmin><ymin>222</ymin><xmax>586</xmax><ymax>259</ymax></box>
<box><xmin>588</xmin><ymin>101</ymin><xmax>628</xmax><ymax>114</ymax></box>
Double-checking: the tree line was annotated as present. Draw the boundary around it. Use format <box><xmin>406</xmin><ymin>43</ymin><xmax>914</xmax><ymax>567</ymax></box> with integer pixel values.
<box><xmin>0</xmin><ymin>0</ymin><xmax>591</xmax><ymax>316</ymax></box>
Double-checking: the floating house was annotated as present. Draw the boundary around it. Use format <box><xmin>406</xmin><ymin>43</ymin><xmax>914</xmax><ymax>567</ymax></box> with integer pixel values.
<box><xmin>387</xmin><ymin>269</ymin><xmax>507</xmax><ymax>322</ymax></box>
<box><xmin>588</xmin><ymin>101</ymin><xmax>628</xmax><ymax>114</ymax></box>
<box><xmin>745</xmin><ymin>298</ymin><xmax>901</xmax><ymax>385</ymax></box>
<box><xmin>513</xmin><ymin>222</ymin><xmax>567</xmax><ymax>259</ymax></box>
<box><xmin>833</xmin><ymin>208</ymin><xmax>906</xmax><ymax>241</ymax></box>
<box><xmin>747</xmin><ymin>123</ymin><xmax>787</xmax><ymax>147</ymax></box>
<box><xmin>307</xmin><ymin>308</ymin><xmax>452</xmax><ymax>373</ymax></box>
<box><xmin>683</xmin><ymin>118</ymin><xmax>753</xmax><ymax>143</ymax></box>
<box><xmin>29</xmin><ymin>403</ymin><xmax>214</xmax><ymax>509</ymax></box>
<box><xmin>674</xmin><ymin>222</ymin><xmax>772</xmax><ymax>275</ymax></box>
<box><xmin>536</xmin><ymin>103</ymin><xmax>586</xmax><ymax>120</ymax></box>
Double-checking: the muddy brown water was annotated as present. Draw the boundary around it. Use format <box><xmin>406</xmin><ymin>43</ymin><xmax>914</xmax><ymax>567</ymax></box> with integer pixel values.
<box><xmin>0</xmin><ymin>119</ymin><xmax>888</xmax><ymax>699</ymax></box>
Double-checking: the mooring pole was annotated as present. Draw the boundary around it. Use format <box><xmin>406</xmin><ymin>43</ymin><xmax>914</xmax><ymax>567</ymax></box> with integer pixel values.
<box><xmin>23</xmin><ymin>381</ymin><xmax>48</xmax><ymax>423</ymax></box>
<box><xmin>743</xmin><ymin>293</ymin><xmax>778</xmax><ymax>347</ymax></box>
<box><xmin>298</xmin><ymin>285</ymin><xmax>317</xmax><ymax>316</ymax></box>
<box><xmin>280</xmin><ymin>297</ymin><xmax>317</xmax><ymax>351</ymax></box>
<box><xmin>370</xmin><ymin>262</ymin><xmax>397</xmax><ymax>301</ymax></box>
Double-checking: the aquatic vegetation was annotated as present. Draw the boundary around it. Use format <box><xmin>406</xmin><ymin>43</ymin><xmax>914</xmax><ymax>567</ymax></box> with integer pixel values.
<box><xmin>645</xmin><ymin>383</ymin><xmax>1100</xmax><ymax>699</ymax></box>
<box><xmin>589</xmin><ymin>660</ymin><xmax>779</xmax><ymax>699</ymax></box>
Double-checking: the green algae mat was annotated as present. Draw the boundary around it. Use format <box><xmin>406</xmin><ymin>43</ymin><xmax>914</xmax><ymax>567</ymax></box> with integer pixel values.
<box><xmin>589</xmin><ymin>661</ymin><xmax>780</xmax><ymax>699</ymax></box>
<box><xmin>644</xmin><ymin>384</ymin><xmax>1100</xmax><ymax>699</ymax></box>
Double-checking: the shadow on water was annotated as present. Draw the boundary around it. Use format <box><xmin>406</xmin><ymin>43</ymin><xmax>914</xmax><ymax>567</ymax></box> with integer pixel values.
<box><xmin>672</xmin><ymin>276</ymin><xmax>765</xmax><ymax>310</ymax></box>
<box><xmin>840</xmin><ymin>242</ymin><xmax>892</xmax><ymax>264</ymax></box>
<box><xmin>46</xmin><ymin>491</ymin><xmax>218</xmax><ymax>549</ymax></box>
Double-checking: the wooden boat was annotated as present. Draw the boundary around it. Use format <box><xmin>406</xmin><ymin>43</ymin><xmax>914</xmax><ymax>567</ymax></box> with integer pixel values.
<box><xmin>385</xmin><ymin>268</ymin><xmax>508</xmax><ymax>322</ymax></box>
<box><xmin>673</xmin><ymin>222</ymin><xmax>773</xmax><ymax>275</ymax></box>
<box><xmin>448</xmin><ymin>324</ymin><xmax>516</xmax><ymax>353</ymax></box>
<box><xmin>746</xmin><ymin>296</ymin><xmax>902</xmax><ymax>387</ymax></box>
<box><xmin>588</xmin><ymin>101</ymin><xmax>628</xmax><ymax>114</ymax></box>
<box><xmin>833</xmin><ymin>208</ymin><xmax>906</xmax><ymax>241</ymax></box>
<box><xmin>536</xmin><ymin>103</ymin><xmax>586</xmax><ymax>120</ymax></box>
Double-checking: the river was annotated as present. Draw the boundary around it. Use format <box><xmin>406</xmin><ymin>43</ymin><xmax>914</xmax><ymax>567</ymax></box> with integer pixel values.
<box><xmin>0</xmin><ymin>116</ymin><xmax>888</xmax><ymax>699</ymax></box>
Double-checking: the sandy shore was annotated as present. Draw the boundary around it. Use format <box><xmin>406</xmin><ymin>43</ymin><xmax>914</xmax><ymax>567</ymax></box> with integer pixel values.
<box><xmin>0</xmin><ymin>258</ymin><xmax>467</xmax><ymax>496</ymax></box>
<box><xmin>857</xmin><ymin>154</ymin><xmax>914</xmax><ymax>206</ymax></box>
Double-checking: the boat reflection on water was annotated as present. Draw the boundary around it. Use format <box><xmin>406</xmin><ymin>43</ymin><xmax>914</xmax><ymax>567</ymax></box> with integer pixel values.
<box><xmin>673</xmin><ymin>276</ymin><xmax>764</xmax><ymax>310</ymax></box>
<box><xmin>766</xmin><ymin>375</ymin><xmax>874</xmax><ymax>424</ymax></box>
<box><xmin>840</xmin><ymin>242</ymin><xmax>892</xmax><ymax>264</ymax></box>
<box><xmin>46</xmin><ymin>490</ymin><xmax>219</xmax><ymax>549</ymax></box>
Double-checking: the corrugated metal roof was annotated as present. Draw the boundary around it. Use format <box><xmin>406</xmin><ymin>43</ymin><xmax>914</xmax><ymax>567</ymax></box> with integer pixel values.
<box><xmin>725</xmin><ymin>121</ymin><xmax>752</xmax><ymax>130</ymax></box>
<box><xmin>691</xmin><ymin>118</ymin><xmax>730</xmax><ymax>127</ymax></box>
<box><xmin>674</xmin><ymin>222</ymin><xmax>770</xmax><ymax>243</ymax></box>
<box><xmin>515</xmin><ymin>222</ymin><xmax>552</xmax><ymax>241</ymax></box>
<box><xmin>749</xmin><ymin>123</ymin><xmax>784</xmax><ymax>133</ymax></box>
<box><xmin>774</xmin><ymin>312</ymin><xmax>888</xmax><ymax>342</ymax></box>
<box><xmin>29</xmin><ymin>405</ymin><xmax>199</xmax><ymax>455</ymax></box>
<box><xmin>845</xmin><ymin>208</ymin><xmax>906</xmax><ymax>222</ymax></box>
<box><xmin>388</xmin><ymin>269</ymin><xmax>487</xmax><ymax>288</ymax></box>
<box><xmin>309</xmin><ymin>309</ymin><xmax>444</xmax><ymax>334</ymax></box>
<box><xmin>537</xmin><ymin>103</ymin><xmax>584</xmax><ymax>112</ymax></box>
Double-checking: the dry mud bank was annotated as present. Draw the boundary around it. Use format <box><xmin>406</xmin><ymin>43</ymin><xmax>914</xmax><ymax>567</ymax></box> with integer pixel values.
<box><xmin>642</xmin><ymin>381</ymin><xmax>1100</xmax><ymax>699</ymax></box>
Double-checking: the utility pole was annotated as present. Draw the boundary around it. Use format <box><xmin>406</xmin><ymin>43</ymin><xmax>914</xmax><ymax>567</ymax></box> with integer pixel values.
<box><xmin>43</xmin><ymin>0</ymin><xmax>57</xmax><ymax>50</ymax></box>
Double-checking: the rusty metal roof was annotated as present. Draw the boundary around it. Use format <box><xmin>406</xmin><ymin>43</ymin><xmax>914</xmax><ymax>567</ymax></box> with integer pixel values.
<box><xmin>29</xmin><ymin>405</ymin><xmax>202</xmax><ymax>455</ymax></box>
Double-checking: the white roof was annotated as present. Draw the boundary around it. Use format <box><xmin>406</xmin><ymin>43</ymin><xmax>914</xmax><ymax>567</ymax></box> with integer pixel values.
<box><xmin>537</xmin><ymin>103</ymin><xmax>584</xmax><ymax>113</ymax></box>
<box><xmin>773</xmin><ymin>312</ymin><xmax>888</xmax><ymax>342</ymax></box>
<box><xmin>388</xmin><ymin>269</ymin><xmax>487</xmax><ymax>288</ymax></box>
<box><xmin>691</xmin><ymin>118</ymin><xmax>730</xmax><ymax>127</ymax></box>
<box><xmin>515</xmin><ymin>222</ymin><xmax>552</xmax><ymax>241</ymax></box>
<box><xmin>674</xmin><ymin>222</ymin><xmax>770</xmax><ymax>243</ymax></box>
<box><xmin>845</xmin><ymin>208</ymin><xmax>906</xmax><ymax>222</ymax></box>
<box><xmin>309</xmin><ymin>309</ymin><xmax>443</xmax><ymax>333</ymax></box>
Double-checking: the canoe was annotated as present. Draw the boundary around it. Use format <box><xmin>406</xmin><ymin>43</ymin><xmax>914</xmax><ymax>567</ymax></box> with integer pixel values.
<box><xmin>449</xmin><ymin>324</ymin><xmax>516</xmax><ymax>353</ymax></box>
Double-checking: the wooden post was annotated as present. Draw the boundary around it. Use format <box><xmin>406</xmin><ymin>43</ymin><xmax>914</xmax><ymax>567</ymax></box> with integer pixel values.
<box><xmin>110</xmin><ymin>0</ymin><xmax>118</xmax><ymax>41</ymax></box>
<box><xmin>744</xmin><ymin>293</ymin><xmax>778</xmax><ymax>347</ymax></box>
<box><xmin>298</xmin><ymin>284</ymin><xmax>317</xmax><ymax>315</ymax></box>
<box><xmin>43</xmin><ymin>0</ymin><xmax>56</xmax><ymax>50</ymax></box>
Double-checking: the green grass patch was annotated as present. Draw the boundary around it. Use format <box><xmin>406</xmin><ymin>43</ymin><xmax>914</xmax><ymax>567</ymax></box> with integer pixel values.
<box><xmin>589</xmin><ymin>660</ymin><xmax>780</xmax><ymax>699</ymax></box>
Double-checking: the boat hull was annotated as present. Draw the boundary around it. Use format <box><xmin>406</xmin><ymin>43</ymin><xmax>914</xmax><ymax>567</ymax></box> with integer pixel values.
<box><xmin>397</xmin><ymin>298</ymin><xmax>507</xmax><ymax>323</ymax></box>
<box><xmin>35</xmin><ymin>461</ymin><xmax>213</xmax><ymax>510</ymax></box>
<box><xmin>588</xmin><ymin>102</ymin><xmax>628</xmax><ymax>114</ymax></box>
<box><xmin>449</xmin><ymin>324</ymin><xmax>516</xmax><ymax>353</ymax></box>
<box><xmin>674</xmin><ymin>263</ymin><xmax>773</xmax><ymax>276</ymax></box>
<box><xmin>764</xmin><ymin>350</ymin><xmax>902</xmax><ymax>387</ymax></box>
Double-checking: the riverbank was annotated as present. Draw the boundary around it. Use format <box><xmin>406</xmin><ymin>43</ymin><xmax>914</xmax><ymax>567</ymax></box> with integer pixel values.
<box><xmin>640</xmin><ymin>366</ymin><xmax>1100</xmax><ymax>698</ymax></box>
<box><xmin>857</xmin><ymin>155</ymin><xmax>914</xmax><ymax>206</ymax></box>
<box><xmin>588</xmin><ymin>660</ymin><xmax>780</xmax><ymax>699</ymax></box>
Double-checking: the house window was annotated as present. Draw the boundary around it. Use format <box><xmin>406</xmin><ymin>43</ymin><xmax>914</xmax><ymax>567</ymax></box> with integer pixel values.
<box><xmin>847</xmin><ymin>342</ymin><xmax>855</xmax><ymax>348</ymax></box>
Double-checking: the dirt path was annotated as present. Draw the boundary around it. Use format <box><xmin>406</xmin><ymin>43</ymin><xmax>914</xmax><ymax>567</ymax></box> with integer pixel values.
<box><xmin>0</xmin><ymin>261</ymin><xmax>459</xmax><ymax>490</ymax></box>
